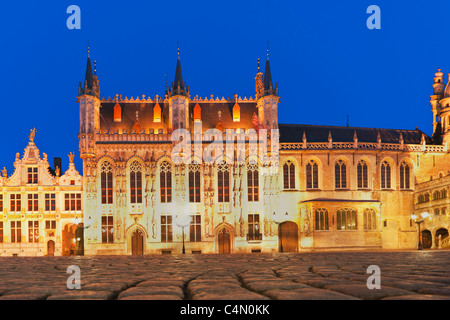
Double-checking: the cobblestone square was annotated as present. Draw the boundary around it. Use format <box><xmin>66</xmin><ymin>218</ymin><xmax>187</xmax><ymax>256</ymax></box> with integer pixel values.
<box><xmin>0</xmin><ymin>250</ymin><xmax>449</xmax><ymax>300</ymax></box>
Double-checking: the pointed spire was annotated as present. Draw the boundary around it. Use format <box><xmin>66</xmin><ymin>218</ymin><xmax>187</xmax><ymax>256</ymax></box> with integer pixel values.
<box><xmin>80</xmin><ymin>42</ymin><xmax>100</xmax><ymax>98</ymax></box>
<box><xmin>263</xmin><ymin>42</ymin><xmax>277</xmax><ymax>96</ymax></box>
<box><xmin>169</xmin><ymin>41</ymin><xmax>187</xmax><ymax>96</ymax></box>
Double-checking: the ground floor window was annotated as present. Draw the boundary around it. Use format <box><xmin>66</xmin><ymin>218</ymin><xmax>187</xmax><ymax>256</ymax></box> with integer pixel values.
<box><xmin>161</xmin><ymin>215</ymin><xmax>173</xmax><ymax>243</ymax></box>
<box><xmin>363</xmin><ymin>208</ymin><xmax>377</xmax><ymax>230</ymax></box>
<box><xmin>28</xmin><ymin>221</ymin><xmax>39</xmax><ymax>243</ymax></box>
<box><xmin>11</xmin><ymin>221</ymin><xmax>21</xmax><ymax>243</ymax></box>
<box><xmin>190</xmin><ymin>214</ymin><xmax>201</xmax><ymax>242</ymax></box>
<box><xmin>336</xmin><ymin>208</ymin><xmax>357</xmax><ymax>230</ymax></box>
<box><xmin>101</xmin><ymin>216</ymin><xmax>114</xmax><ymax>243</ymax></box>
<box><xmin>315</xmin><ymin>208</ymin><xmax>329</xmax><ymax>230</ymax></box>
<box><xmin>247</xmin><ymin>214</ymin><xmax>262</xmax><ymax>240</ymax></box>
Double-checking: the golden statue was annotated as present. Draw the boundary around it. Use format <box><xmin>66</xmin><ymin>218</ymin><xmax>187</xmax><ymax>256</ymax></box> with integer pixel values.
<box><xmin>68</xmin><ymin>152</ymin><xmax>75</xmax><ymax>163</ymax></box>
<box><xmin>29</xmin><ymin>128</ymin><xmax>36</xmax><ymax>142</ymax></box>
<box><xmin>2</xmin><ymin>167</ymin><xmax>6</xmax><ymax>178</ymax></box>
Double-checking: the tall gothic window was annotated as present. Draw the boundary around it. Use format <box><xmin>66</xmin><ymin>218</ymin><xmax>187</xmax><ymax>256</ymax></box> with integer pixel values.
<box><xmin>399</xmin><ymin>161</ymin><xmax>410</xmax><ymax>190</ymax></box>
<box><xmin>336</xmin><ymin>208</ymin><xmax>357</xmax><ymax>230</ymax></box>
<box><xmin>335</xmin><ymin>159</ymin><xmax>347</xmax><ymax>189</ymax></box>
<box><xmin>11</xmin><ymin>221</ymin><xmax>21</xmax><ymax>243</ymax></box>
<box><xmin>363</xmin><ymin>208</ymin><xmax>377</xmax><ymax>230</ymax></box>
<box><xmin>306</xmin><ymin>160</ymin><xmax>319</xmax><ymax>189</ymax></box>
<box><xmin>130</xmin><ymin>160</ymin><xmax>143</xmax><ymax>204</ymax></box>
<box><xmin>189</xmin><ymin>163</ymin><xmax>201</xmax><ymax>203</ymax></box>
<box><xmin>357</xmin><ymin>160</ymin><xmax>369</xmax><ymax>189</ymax></box>
<box><xmin>160</xmin><ymin>161</ymin><xmax>172</xmax><ymax>203</ymax></box>
<box><xmin>315</xmin><ymin>208</ymin><xmax>329</xmax><ymax>230</ymax></box>
<box><xmin>381</xmin><ymin>161</ymin><xmax>391</xmax><ymax>189</ymax></box>
<box><xmin>217</xmin><ymin>162</ymin><xmax>230</xmax><ymax>202</ymax></box>
<box><xmin>247</xmin><ymin>162</ymin><xmax>259</xmax><ymax>202</ymax></box>
<box><xmin>283</xmin><ymin>160</ymin><xmax>296</xmax><ymax>189</ymax></box>
<box><xmin>101</xmin><ymin>161</ymin><xmax>113</xmax><ymax>204</ymax></box>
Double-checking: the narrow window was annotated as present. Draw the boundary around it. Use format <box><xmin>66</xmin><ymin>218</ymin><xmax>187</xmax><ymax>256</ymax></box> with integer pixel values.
<box><xmin>217</xmin><ymin>162</ymin><xmax>230</xmax><ymax>202</ymax></box>
<box><xmin>101</xmin><ymin>215</ymin><xmax>114</xmax><ymax>243</ymax></box>
<box><xmin>247</xmin><ymin>163</ymin><xmax>259</xmax><ymax>201</ymax></box>
<box><xmin>160</xmin><ymin>161</ymin><xmax>172</xmax><ymax>203</ymax></box>
<box><xmin>315</xmin><ymin>208</ymin><xmax>329</xmax><ymax>230</ymax></box>
<box><xmin>161</xmin><ymin>215</ymin><xmax>173</xmax><ymax>243</ymax></box>
<box><xmin>189</xmin><ymin>214</ymin><xmax>201</xmax><ymax>242</ymax></box>
<box><xmin>101</xmin><ymin>161</ymin><xmax>113</xmax><ymax>204</ymax></box>
<box><xmin>130</xmin><ymin>161</ymin><xmax>143</xmax><ymax>204</ymax></box>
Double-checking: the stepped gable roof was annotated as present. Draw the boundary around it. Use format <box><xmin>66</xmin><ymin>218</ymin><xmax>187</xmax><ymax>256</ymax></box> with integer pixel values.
<box><xmin>279</xmin><ymin>124</ymin><xmax>432</xmax><ymax>144</ymax></box>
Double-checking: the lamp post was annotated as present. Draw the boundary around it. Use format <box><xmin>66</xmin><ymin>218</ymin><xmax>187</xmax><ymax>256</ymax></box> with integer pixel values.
<box><xmin>273</xmin><ymin>211</ymin><xmax>289</xmax><ymax>253</ymax></box>
<box><xmin>411</xmin><ymin>212</ymin><xmax>430</xmax><ymax>250</ymax></box>
<box><xmin>175</xmin><ymin>209</ymin><xmax>191</xmax><ymax>254</ymax></box>
<box><xmin>74</xmin><ymin>216</ymin><xmax>92</xmax><ymax>256</ymax></box>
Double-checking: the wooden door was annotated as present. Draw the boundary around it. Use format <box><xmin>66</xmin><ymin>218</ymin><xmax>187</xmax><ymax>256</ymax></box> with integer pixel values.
<box><xmin>279</xmin><ymin>221</ymin><xmax>298</xmax><ymax>252</ymax></box>
<box><xmin>131</xmin><ymin>229</ymin><xmax>144</xmax><ymax>255</ymax></box>
<box><xmin>218</xmin><ymin>228</ymin><xmax>231</xmax><ymax>253</ymax></box>
<box><xmin>47</xmin><ymin>240</ymin><xmax>55</xmax><ymax>256</ymax></box>
<box><xmin>421</xmin><ymin>230</ymin><xmax>432</xmax><ymax>249</ymax></box>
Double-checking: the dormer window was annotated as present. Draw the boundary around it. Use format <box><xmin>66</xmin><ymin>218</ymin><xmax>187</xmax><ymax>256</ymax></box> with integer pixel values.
<box><xmin>154</xmin><ymin>103</ymin><xmax>161</xmax><ymax>123</ymax></box>
<box><xmin>233</xmin><ymin>102</ymin><xmax>240</xmax><ymax>122</ymax></box>
<box><xmin>194</xmin><ymin>103</ymin><xmax>201</xmax><ymax>122</ymax></box>
<box><xmin>27</xmin><ymin>167</ymin><xmax>38</xmax><ymax>184</ymax></box>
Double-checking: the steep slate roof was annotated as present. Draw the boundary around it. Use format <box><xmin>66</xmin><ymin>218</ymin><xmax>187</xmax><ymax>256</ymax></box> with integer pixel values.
<box><xmin>99</xmin><ymin>100</ymin><xmax>258</xmax><ymax>133</ymax></box>
<box><xmin>278</xmin><ymin>124</ymin><xmax>432</xmax><ymax>144</ymax></box>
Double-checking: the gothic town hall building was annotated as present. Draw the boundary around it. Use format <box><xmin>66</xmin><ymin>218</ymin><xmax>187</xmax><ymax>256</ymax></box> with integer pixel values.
<box><xmin>75</xmin><ymin>51</ymin><xmax>450</xmax><ymax>255</ymax></box>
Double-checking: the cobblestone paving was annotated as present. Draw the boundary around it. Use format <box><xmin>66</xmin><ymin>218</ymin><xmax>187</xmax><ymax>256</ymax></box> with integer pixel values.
<box><xmin>1</xmin><ymin>250</ymin><xmax>450</xmax><ymax>300</ymax></box>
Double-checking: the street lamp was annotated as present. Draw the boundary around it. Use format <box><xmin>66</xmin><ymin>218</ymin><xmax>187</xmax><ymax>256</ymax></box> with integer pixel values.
<box><xmin>175</xmin><ymin>208</ymin><xmax>191</xmax><ymax>254</ymax></box>
<box><xmin>273</xmin><ymin>211</ymin><xmax>289</xmax><ymax>253</ymax></box>
<box><xmin>411</xmin><ymin>212</ymin><xmax>430</xmax><ymax>250</ymax></box>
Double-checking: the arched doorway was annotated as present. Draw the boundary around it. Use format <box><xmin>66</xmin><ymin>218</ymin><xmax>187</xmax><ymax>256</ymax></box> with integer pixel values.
<box><xmin>421</xmin><ymin>230</ymin><xmax>432</xmax><ymax>249</ymax></box>
<box><xmin>435</xmin><ymin>228</ymin><xmax>449</xmax><ymax>248</ymax></box>
<box><xmin>279</xmin><ymin>221</ymin><xmax>298</xmax><ymax>252</ymax></box>
<box><xmin>62</xmin><ymin>224</ymin><xmax>77</xmax><ymax>256</ymax></box>
<box><xmin>131</xmin><ymin>229</ymin><xmax>144</xmax><ymax>255</ymax></box>
<box><xmin>47</xmin><ymin>240</ymin><xmax>55</xmax><ymax>256</ymax></box>
<box><xmin>218</xmin><ymin>228</ymin><xmax>231</xmax><ymax>254</ymax></box>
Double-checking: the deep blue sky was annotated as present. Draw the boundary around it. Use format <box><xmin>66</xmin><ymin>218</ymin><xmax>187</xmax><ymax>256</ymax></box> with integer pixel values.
<box><xmin>0</xmin><ymin>0</ymin><xmax>447</xmax><ymax>174</ymax></box>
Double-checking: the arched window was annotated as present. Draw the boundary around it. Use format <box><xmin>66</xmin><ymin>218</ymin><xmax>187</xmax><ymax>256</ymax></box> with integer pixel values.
<box><xmin>399</xmin><ymin>161</ymin><xmax>410</xmax><ymax>190</ymax></box>
<box><xmin>381</xmin><ymin>160</ymin><xmax>391</xmax><ymax>189</ymax></box>
<box><xmin>363</xmin><ymin>208</ymin><xmax>377</xmax><ymax>230</ymax></box>
<box><xmin>247</xmin><ymin>162</ymin><xmax>259</xmax><ymax>202</ymax></box>
<box><xmin>130</xmin><ymin>160</ymin><xmax>142</xmax><ymax>204</ymax></box>
<box><xmin>160</xmin><ymin>161</ymin><xmax>172</xmax><ymax>203</ymax></box>
<box><xmin>283</xmin><ymin>160</ymin><xmax>296</xmax><ymax>190</ymax></box>
<box><xmin>335</xmin><ymin>159</ymin><xmax>347</xmax><ymax>189</ymax></box>
<box><xmin>315</xmin><ymin>208</ymin><xmax>329</xmax><ymax>230</ymax></box>
<box><xmin>217</xmin><ymin>162</ymin><xmax>230</xmax><ymax>203</ymax></box>
<box><xmin>336</xmin><ymin>208</ymin><xmax>357</xmax><ymax>230</ymax></box>
<box><xmin>357</xmin><ymin>160</ymin><xmax>368</xmax><ymax>189</ymax></box>
<box><xmin>189</xmin><ymin>163</ymin><xmax>201</xmax><ymax>203</ymax></box>
<box><xmin>306</xmin><ymin>160</ymin><xmax>319</xmax><ymax>189</ymax></box>
<box><xmin>100</xmin><ymin>161</ymin><xmax>113</xmax><ymax>204</ymax></box>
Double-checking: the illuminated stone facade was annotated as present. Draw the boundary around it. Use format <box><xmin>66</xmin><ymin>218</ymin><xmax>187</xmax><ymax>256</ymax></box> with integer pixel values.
<box><xmin>0</xmin><ymin>133</ymin><xmax>83</xmax><ymax>256</ymax></box>
<box><xmin>76</xmin><ymin>52</ymin><xmax>450</xmax><ymax>255</ymax></box>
